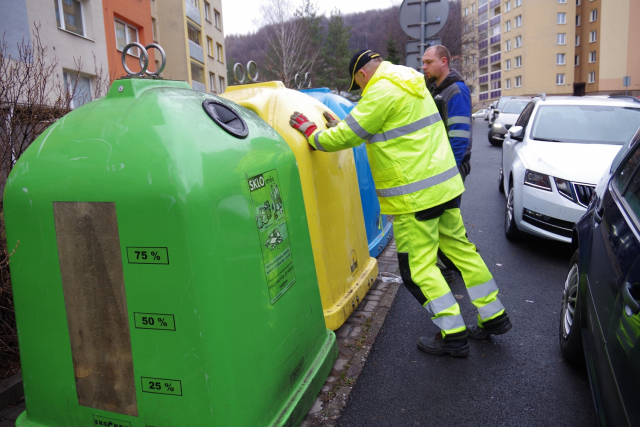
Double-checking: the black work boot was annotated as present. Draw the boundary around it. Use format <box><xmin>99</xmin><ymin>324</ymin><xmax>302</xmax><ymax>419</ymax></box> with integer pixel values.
<box><xmin>417</xmin><ymin>331</ymin><xmax>469</xmax><ymax>357</ymax></box>
<box><xmin>467</xmin><ymin>312</ymin><xmax>512</xmax><ymax>340</ymax></box>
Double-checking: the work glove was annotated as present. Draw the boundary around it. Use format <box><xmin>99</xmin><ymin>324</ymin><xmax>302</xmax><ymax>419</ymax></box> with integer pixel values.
<box><xmin>323</xmin><ymin>111</ymin><xmax>340</xmax><ymax>128</ymax></box>
<box><xmin>290</xmin><ymin>111</ymin><xmax>317</xmax><ymax>139</ymax></box>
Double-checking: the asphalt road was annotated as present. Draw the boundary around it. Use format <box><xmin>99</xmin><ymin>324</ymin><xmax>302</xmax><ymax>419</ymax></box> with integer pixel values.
<box><xmin>337</xmin><ymin>120</ymin><xmax>597</xmax><ymax>427</ymax></box>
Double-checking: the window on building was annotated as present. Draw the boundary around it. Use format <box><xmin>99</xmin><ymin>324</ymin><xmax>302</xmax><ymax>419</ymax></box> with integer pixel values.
<box><xmin>576</xmin><ymin>0</ymin><xmax>581</xmax><ymax>5</ymax></box>
<box><xmin>151</xmin><ymin>18</ymin><xmax>158</xmax><ymax>42</ymax></box>
<box><xmin>505</xmin><ymin>20</ymin><xmax>511</xmax><ymax>31</ymax></box>
<box><xmin>465</xmin><ymin>7</ymin><xmax>469</xmax><ymax>16</ymax></box>
<box><xmin>472</xmin><ymin>54</ymin><xmax>476</xmax><ymax>63</ymax></box>
<box><xmin>556</xmin><ymin>73</ymin><xmax>565</xmax><ymax>85</ymax></box>
<box><xmin>204</xmin><ymin>1</ymin><xmax>211</xmax><ymax>22</ymax></box>
<box><xmin>557</xmin><ymin>53</ymin><xmax>565</xmax><ymax>64</ymax></box>
<box><xmin>515</xmin><ymin>76</ymin><xmax>522</xmax><ymax>87</ymax></box>
<box><xmin>505</xmin><ymin>1</ymin><xmax>511</xmax><ymax>12</ymax></box>
<box><xmin>506</xmin><ymin>59</ymin><xmax>511</xmax><ymax>70</ymax></box>
<box><xmin>590</xmin><ymin>30</ymin><xmax>597</xmax><ymax>42</ymax></box>
<box><xmin>216</xmin><ymin>43</ymin><xmax>223</xmax><ymax>62</ymax></box>
<box><xmin>515</xmin><ymin>15</ymin><xmax>522</xmax><ymax>27</ymax></box>
<box><xmin>54</xmin><ymin>0</ymin><xmax>84</xmax><ymax>36</ymax></box>
<box><xmin>576</xmin><ymin>15</ymin><xmax>580</xmax><ymax>26</ymax></box>
<box><xmin>576</xmin><ymin>35</ymin><xmax>580</xmax><ymax>46</ymax></box>
<box><xmin>589</xmin><ymin>51</ymin><xmax>596</xmax><ymax>62</ymax></box>
<box><xmin>209</xmin><ymin>72</ymin><xmax>216</xmax><ymax>93</ymax></box>
<box><xmin>214</xmin><ymin>9</ymin><xmax>221</xmax><ymax>29</ymax></box>
<box><xmin>505</xmin><ymin>40</ymin><xmax>511</xmax><ymax>51</ymax></box>
<box><xmin>515</xmin><ymin>35</ymin><xmax>522</xmax><ymax>47</ymax></box>
<box><xmin>207</xmin><ymin>37</ymin><xmax>214</xmax><ymax>57</ymax></box>
<box><xmin>187</xmin><ymin>0</ymin><xmax>199</xmax><ymax>10</ymax></box>
<box><xmin>558</xmin><ymin>0</ymin><xmax>566</xmax><ymax>3</ymax></box>
<box><xmin>506</xmin><ymin>78</ymin><xmax>511</xmax><ymax>89</ymax></box>
<box><xmin>115</xmin><ymin>20</ymin><xmax>140</xmax><ymax>57</ymax></box>
<box><xmin>219</xmin><ymin>76</ymin><xmax>225</xmax><ymax>92</ymax></box>
<box><xmin>590</xmin><ymin>9</ymin><xmax>597</xmax><ymax>21</ymax></box>
<box><xmin>188</xmin><ymin>23</ymin><xmax>201</xmax><ymax>46</ymax></box>
<box><xmin>557</xmin><ymin>13</ymin><xmax>566</xmax><ymax>24</ymax></box>
<box><xmin>557</xmin><ymin>33</ymin><xmax>566</xmax><ymax>45</ymax></box>
<box><xmin>472</xmin><ymin>3</ymin><xmax>476</xmax><ymax>13</ymax></box>
<box><xmin>515</xmin><ymin>56</ymin><xmax>522</xmax><ymax>67</ymax></box>
<box><xmin>473</xmin><ymin>71</ymin><xmax>476</xmax><ymax>80</ymax></box>
<box><xmin>63</xmin><ymin>71</ymin><xmax>91</xmax><ymax>109</ymax></box>
<box><xmin>575</xmin><ymin>55</ymin><xmax>579</xmax><ymax>66</ymax></box>
<box><xmin>588</xmin><ymin>71</ymin><xmax>595</xmax><ymax>83</ymax></box>
<box><xmin>515</xmin><ymin>0</ymin><xmax>522</xmax><ymax>6</ymax></box>
<box><xmin>191</xmin><ymin>62</ymin><xmax>204</xmax><ymax>83</ymax></box>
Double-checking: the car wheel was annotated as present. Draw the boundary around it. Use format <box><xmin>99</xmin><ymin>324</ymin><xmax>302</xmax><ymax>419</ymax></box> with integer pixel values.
<box><xmin>505</xmin><ymin>183</ymin><xmax>520</xmax><ymax>240</ymax></box>
<box><xmin>559</xmin><ymin>249</ymin><xmax>585</xmax><ymax>364</ymax></box>
<box><xmin>488</xmin><ymin>130</ymin><xmax>501</xmax><ymax>146</ymax></box>
<box><xmin>498</xmin><ymin>164</ymin><xmax>505</xmax><ymax>193</ymax></box>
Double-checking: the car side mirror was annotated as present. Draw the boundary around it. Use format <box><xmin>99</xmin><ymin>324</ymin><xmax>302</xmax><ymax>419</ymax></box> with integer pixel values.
<box><xmin>509</xmin><ymin>126</ymin><xmax>524</xmax><ymax>141</ymax></box>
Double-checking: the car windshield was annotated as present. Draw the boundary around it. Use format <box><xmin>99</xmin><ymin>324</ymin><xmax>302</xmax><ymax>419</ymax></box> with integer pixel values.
<box><xmin>530</xmin><ymin>105</ymin><xmax>640</xmax><ymax>145</ymax></box>
<box><xmin>502</xmin><ymin>101</ymin><xmax>529</xmax><ymax>114</ymax></box>
<box><xmin>497</xmin><ymin>97</ymin><xmax>512</xmax><ymax>109</ymax></box>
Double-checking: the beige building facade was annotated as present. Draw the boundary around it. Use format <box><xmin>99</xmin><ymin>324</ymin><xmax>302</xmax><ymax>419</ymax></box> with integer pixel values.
<box><xmin>461</xmin><ymin>0</ymin><xmax>640</xmax><ymax>109</ymax></box>
<box><xmin>156</xmin><ymin>0</ymin><xmax>227</xmax><ymax>94</ymax></box>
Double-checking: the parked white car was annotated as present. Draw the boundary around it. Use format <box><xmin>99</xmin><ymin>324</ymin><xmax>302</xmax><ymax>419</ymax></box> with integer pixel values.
<box><xmin>499</xmin><ymin>95</ymin><xmax>640</xmax><ymax>242</ymax></box>
<box><xmin>472</xmin><ymin>109</ymin><xmax>486</xmax><ymax>120</ymax></box>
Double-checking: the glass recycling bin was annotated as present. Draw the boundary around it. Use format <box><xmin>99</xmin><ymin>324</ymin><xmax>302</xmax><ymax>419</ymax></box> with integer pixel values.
<box><xmin>300</xmin><ymin>88</ymin><xmax>393</xmax><ymax>258</ymax></box>
<box><xmin>222</xmin><ymin>82</ymin><xmax>379</xmax><ymax>330</ymax></box>
<box><xmin>4</xmin><ymin>78</ymin><xmax>337</xmax><ymax>427</ymax></box>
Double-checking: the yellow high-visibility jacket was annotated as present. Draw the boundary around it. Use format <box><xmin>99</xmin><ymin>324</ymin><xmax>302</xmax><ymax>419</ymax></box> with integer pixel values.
<box><xmin>308</xmin><ymin>61</ymin><xmax>464</xmax><ymax>215</ymax></box>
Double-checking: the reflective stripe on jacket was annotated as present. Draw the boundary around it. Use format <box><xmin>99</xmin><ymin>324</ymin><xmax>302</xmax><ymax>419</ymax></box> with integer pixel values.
<box><xmin>308</xmin><ymin>61</ymin><xmax>464</xmax><ymax>215</ymax></box>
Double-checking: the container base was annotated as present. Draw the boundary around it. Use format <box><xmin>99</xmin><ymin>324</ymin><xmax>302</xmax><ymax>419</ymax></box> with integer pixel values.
<box><xmin>368</xmin><ymin>221</ymin><xmax>394</xmax><ymax>258</ymax></box>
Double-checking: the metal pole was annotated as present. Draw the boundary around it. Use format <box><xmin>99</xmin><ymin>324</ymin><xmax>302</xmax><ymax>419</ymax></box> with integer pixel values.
<box><xmin>420</xmin><ymin>0</ymin><xmax>426</xmax><ymax>72</ymax></box>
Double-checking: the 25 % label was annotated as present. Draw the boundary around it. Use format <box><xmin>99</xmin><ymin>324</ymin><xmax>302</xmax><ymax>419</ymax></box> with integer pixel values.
<box><xmin>141</xmin><ymin>377</ymin><xmax>182</xmax><ymax>396</ymax></box>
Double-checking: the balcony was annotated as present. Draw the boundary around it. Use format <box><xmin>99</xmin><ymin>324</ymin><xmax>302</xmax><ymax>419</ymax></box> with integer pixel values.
<box><xmin>490</xmin><ymin>71</ymin><xmax>501</xmax><ymax>81</ymax></box>
<box><xmin>490</xmin><ymin>34</ymin><xmax>501</xmax><ymax>45</ymax></box>
<box><xmin>490</xmin><ymin>89</ymin><xmax>502</xmax><ymax>99</ymax></box>
<box><xmin>479</xmin><ymin>92</ymin><xmax>489</xmax><ymax>101</ymax></box>
<box><xmin>490</xmin><ymin>53</ymin><xmax>501</xmax><ymax>63</ymax></box>
<box><xmin>478</xmin><ymin>22</ymin><xmax>488</xmax><ymax>32</ymax></box>
<box><xmin>490</xmin><ymin>15</ymin><xmax>501</xmax><ymax>27</ymax></box>
<box><xmin>478</xmin><ymin>40</ymin><xmax>488</xmax><ymax>50</ymax></box>
<box><xmin>490</xmin><ymin>0</ymin><xmax>500</xmax><ymax>8</ymax></box>
<box><xmin>479</xmin><ymin>74</ymin><xmax>489</xmax><ymax>84</ymax></box>
<box><xmin>479</xmin><ymin>57</ymin><xmax>489</xmax><ymax>67</ymax></box>
<box><xmin>479</xmin><ymin>3</ymin><xmax>488</xmax><ymax>14</ymax></box>
<box><xmin>189</xmin><ymin>40</ymin><xmax>204</xmax><ymax>63</ymax></box>
<box><xmin>185</xmin><ymin>1</ymin><xmax>201</xmax><ymax>25</ymax></box>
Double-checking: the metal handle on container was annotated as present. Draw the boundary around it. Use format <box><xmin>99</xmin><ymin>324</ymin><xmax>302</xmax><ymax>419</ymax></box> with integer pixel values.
<box><xmin>121</xmin><ymin>43</ymin><xmax>167</xmax><ymax>77</ymax></box>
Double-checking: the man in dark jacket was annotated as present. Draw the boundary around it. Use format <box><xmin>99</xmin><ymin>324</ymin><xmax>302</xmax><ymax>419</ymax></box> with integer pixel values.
<box><xmin>422</xmin><ymin>45</ymin><xmax>472</xmax><ymax>182</ymax></box>
<box><xmin>422</xmin><ymin>45</ymin><xmax>473</xmax><ymax>283</ymax></box>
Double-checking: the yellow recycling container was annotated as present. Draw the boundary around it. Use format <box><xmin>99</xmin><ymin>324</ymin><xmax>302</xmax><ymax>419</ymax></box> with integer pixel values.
<box><xmin>223</xmin><ymin>82</ymin><xmax>378</xmax><ymax>330</ymax></box>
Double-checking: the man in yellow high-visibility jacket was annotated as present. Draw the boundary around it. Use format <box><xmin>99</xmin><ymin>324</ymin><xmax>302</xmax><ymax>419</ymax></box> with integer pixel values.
<box><xmin>290</xmin><ymin>50</ymin><xmax>511</xmax><ymax>357</ymax></box>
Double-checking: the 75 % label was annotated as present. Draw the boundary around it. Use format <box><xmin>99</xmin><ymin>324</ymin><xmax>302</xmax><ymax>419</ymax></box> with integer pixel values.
<box><xmin>126</xmin><ymin>247</ymin><xmax>169</xmax><ymax>265</ymax></box>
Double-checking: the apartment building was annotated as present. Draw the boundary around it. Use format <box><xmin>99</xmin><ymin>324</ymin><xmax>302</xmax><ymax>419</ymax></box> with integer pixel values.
<box><xmin>461</xmin><ymin>0</ymin><xmax>640</xmax><ymax>109</ymax></box>
<box><xmin>102</xmin><ymin>0</ymin><xmax>156</xmax><ymax>79</ymax></box>
<box><xmin>3</xmin><ymin>0</ymin><xmax>110</xmax><ymax>109</ymax></box>
<box><xmin>156</xmin><ymin>0</ymin><xmax>227</xmax><ymax>93</ymax></box>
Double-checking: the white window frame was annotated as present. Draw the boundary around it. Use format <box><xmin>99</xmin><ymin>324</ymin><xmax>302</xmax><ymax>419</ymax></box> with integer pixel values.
<box><xmin>576</xmin><ymin>35</ymin><xmax>580</xmax><ymax>46</ymax></box>
<box><xmin>55</xmin><ymin>0</ymin><xmax>85</xmax><ymax>37</ymax></box>
<box><xmin>515</xmin><ymin>35</ymin><xmax>522</xmax><ymax>47</ymax></box>
<box><xmin>209</xmin><ymin>72</ymin><xmax>216</xmax><ymax>93</ymax></box>
<box><xmin>590</xmin><ymin>30</ymin><xmax>597</xmax><ymax>43</ymax></box>
<box><xmin>515</xmin><ymin>56</ymin><xmax>522</xmax><ymax>67</ymax></box>
<box><xmin>216</xmin><ymin>43</ymin><xmax>223</xmax><ymax>62</ymax></box>
<box><xmin>558</xmin><ymin>0</ymin><xmax>566</xmax><ymax>3</ymax></box>
<box><xmin>204</xmin><ymin>1</ymin><xmax>211</xmax><ymax>22</ymax></box>
<box><xmin>506</xmin><ymin>59</ymin><xmax>511</xmax><ymax>70</ymax></box>
<box><xmin>590</xmin><ymin>9</ymin><xmax>597</xmax><ymax>22</ymax></box>
<box><xmin>207</xmin><ymin>36</ymin><xmax>214</xmax><ymax>58</ymax></box>
<box><xmin>576</xmin><ymin>15</ymin><xmax>580</xmax><ymax>26</ymax></box>
<box><xmin>505</xmin><ymin>1</ymin><xmax>511</xmax><ymax>12</ymax></box>
<box><xmin>557</xmin><ymin>13</ymin><xmax>566</xmax><ymax>24</ymax></box>
<box><xmin>505</xmin><ymin>39</ymin><xmax>512</xmax><ymax>51</ymax></box>
<box><xmin>556</xmin><ymin>73</ymin><xmax>565</xmax><ymax>85</ymax></box>
<box><xmin>472</xmin><ymin>3</ymin><xmax>476</xmax><ymax>12</ymax></box>
<box><xmin>576</xmin><ymin>0</ymin><xmax>581</xmax><ymax>5</ymax></box>
<box><xmin>557</xmin><ymin>53</ymin><xmax>565</xmax><ymax>65</ymax></box>
<box><xmin>516</xmin><ymin>0</ymin><xmax>522</xmax><ymax>6</ymax></box>
<box><xmin>589</xmin><ymin>51</ymin><xmax>596</xmax><ymax>63</ymax></box>
<box><xmin>505</xmin><ymin>20</ymin><xmax>511</xmax><ymax>32</ymax></box>
<box><xmin>63</xmin><ymin>71</ymin><xmax>92</xmax><ymax>109</ymax></box>
<box><xmin>218</xmin><ymin>75</ymin><xmax>225</xmax><ymax>92</ymax></box>
<box><xmin>214</xmin><ymin>9</ymin><xmax>221</xmax><ymax>29</ymax></box>
<box><xmin>557</xmin><ymin>33</ymin><xmax>566</xmax><ymax>45</ymax></box>
<box><xmin>575</xmin><ymin>54</ymin><xmax>579</xmax><ymax>66</ymax></box>
<box><xmin>115</xmin><ymin>19</ymin><xmax>139</xmax><ymax>56</ymax></box>
<box><xmin>515</xmin><ymin>15</ymin><xmax>522</xmax><ymax>27</ymax></box>
<box><xmin>515</xmin><ymin>76</ymin><xmax>522</xmax><ymax>87</ymax></box>
<box><xmin>506</xmin><ymin>78</ymin><xmax>511</xmax><ymax>89</ymax></box>
<box><xmin>588</xmin><ymin>71</ymin><xmax>596</xmax><ymax>83</ymax></box>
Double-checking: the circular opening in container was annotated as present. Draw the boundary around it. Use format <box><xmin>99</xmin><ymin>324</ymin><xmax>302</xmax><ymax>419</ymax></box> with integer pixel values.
<box><xmin>202</xmin><ymin>100</ymin><xmax>248</xmax><ymax>139</ymax></box>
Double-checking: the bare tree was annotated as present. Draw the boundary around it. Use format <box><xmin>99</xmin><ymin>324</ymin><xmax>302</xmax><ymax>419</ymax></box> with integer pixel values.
<box><xmin>257</xmin><ymin>0</ymin><xmax>319</xmax><ymax>87</ymax></box>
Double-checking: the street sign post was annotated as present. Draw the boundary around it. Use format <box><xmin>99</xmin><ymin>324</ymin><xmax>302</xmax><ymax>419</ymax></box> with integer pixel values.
<box><xmin>405</xmin><ymin>38</ymin><xmax>442</xmax><ymax>70</ymax></box>
<box><xmin>623</xmin><ymin>76</ymin><xmax>631</xmax><ymax>96</ymax></box>
<box><xmin>399</xmin><ymin>0</ymin><xmax>449</xmax><ymax>66</ymax></box>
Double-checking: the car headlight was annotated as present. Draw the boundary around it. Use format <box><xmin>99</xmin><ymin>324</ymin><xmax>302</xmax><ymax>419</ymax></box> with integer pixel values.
<box><xmin>554</xmin><ymin>177</ymin><xmax>575</xmax><ymax>202</ymax></box>
<box><xmin>493</xmin><ymin>122</ymin><xmax>505</xmax><ymax>129</ymax></box>
<box><xmin>524</xmin><ymin>170</ymin><xmax>552</xmax><ymax>191</ymax></box>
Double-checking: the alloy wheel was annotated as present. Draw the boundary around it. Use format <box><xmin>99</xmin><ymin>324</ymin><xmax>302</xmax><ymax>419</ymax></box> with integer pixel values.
<box><xmin>562</xmin><ymin>264</ymin><xmax>579</xmax><ymax>338</ymax></box>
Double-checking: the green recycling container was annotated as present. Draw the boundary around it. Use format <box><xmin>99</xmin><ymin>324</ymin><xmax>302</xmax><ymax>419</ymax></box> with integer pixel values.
<box><xmin>4</xmin><ymin>78</ymin><xmax>337</xmax><ymax>427</ymax></box>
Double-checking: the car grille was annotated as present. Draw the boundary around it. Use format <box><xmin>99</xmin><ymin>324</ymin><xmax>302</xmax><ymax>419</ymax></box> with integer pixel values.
<box><xmin>522</xmin><ymin>209</ymin><xmax>573</xmax><ymax>238</ymax></box>
<box><xmin>573</xmin><ymin>183</ymin><xmax>596</xmax><ymax>208</ymax></box>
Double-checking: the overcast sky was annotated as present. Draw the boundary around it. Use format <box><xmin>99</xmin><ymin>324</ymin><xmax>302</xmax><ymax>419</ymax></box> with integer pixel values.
<box><xmin>222</xmin><ymin>0</ymin><xmax>403</xmax><ymax>36</ymax></box>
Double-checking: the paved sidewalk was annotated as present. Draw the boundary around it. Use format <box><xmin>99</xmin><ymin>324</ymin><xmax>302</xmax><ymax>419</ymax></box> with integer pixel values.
<box><xmin>301</xmin><ymin>239</ymin><xmax>401</xmax><ymax>427</ymax></box>
<box><xmin>0</xmin><ymin>242</ymin><xmax>401</xmax><ymax>427</ymax></box>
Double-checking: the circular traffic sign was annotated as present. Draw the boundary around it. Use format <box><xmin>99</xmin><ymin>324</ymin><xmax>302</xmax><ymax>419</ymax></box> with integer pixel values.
<box><xmin>399</xmin><ymin>0</ymin><xmax>450</xmax><ymax>40</ymax></box>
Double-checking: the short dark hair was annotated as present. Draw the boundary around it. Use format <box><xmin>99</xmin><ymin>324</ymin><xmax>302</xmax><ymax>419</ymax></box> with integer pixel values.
<box><xmin>427</xmin><ymin>45</ymin><xmax>451</xmax><ymax>67</ymax></box>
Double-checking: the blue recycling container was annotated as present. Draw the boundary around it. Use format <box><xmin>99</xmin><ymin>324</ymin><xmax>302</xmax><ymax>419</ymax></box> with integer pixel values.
<box><xmin>301</xmin><ymin>88</ymin><xmax>393</xmax><ymax>257</ymax></box>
